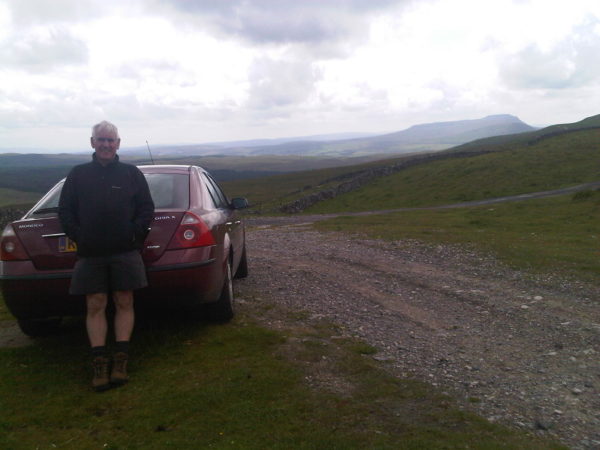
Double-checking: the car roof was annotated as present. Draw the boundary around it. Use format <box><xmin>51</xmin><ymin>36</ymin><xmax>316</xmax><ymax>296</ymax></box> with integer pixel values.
<box><xmin>53</xmin><ymin>165</ymin><xmax>205</xmax><ymax>184</ymax></box>
<box><xmin>138</xmin><ymin>164</ymin><xmax>206</xmax><ymax>174</ymax></box>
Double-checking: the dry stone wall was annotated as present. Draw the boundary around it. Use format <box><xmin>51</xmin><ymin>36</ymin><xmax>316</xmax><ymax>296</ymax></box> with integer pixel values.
<box><xmin>279</xmin><ymin>150</ymin><xmax>490</xmax><ymax>213</ymax></box>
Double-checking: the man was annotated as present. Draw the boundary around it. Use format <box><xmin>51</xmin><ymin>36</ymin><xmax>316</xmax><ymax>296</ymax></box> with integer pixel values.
<box><xmin>59</xmin><ymin>121</ymin><xmax>154</xmax><ymax>392</ymax></box>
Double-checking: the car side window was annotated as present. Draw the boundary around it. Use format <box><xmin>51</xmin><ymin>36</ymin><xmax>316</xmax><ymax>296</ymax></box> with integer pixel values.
<box><xmin>202</xmin><ymin>173</ymin><xmax>227</xmax><ymax>209</ymax></box>
<box><xmin>206</xmin><ymin>174</ymin><xmax>229</xmax><ymax>206</ymax></box>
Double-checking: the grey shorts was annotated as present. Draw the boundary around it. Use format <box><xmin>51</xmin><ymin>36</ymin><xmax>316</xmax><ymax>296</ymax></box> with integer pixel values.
<box><xmin>69</xmin><ymin>250</ymin><xmax>148</xmax><ymax>295</ymax></box>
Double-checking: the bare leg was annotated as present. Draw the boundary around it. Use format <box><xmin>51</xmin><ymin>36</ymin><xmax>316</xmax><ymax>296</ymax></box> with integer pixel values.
<box><xmin>86</xmin><ymin>292</ymin><xmax>108</xmax><ymax>347</ymax></box>
<box><xmin>113</xmin><ymin>290</ymin><xmax>135</xmax><ymax>342</ymax></box>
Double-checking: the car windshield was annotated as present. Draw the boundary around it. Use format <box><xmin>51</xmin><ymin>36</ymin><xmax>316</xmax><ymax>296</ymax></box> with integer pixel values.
<box><xmin>29</xmin><ymin>172</ymin><xmax>189</xmax><ymax>216</ymax></box>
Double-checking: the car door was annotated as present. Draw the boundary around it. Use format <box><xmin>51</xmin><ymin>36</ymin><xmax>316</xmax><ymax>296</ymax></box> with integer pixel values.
<box><xmin>199</xmin><ymin>171</ymin><xmax>242</xmax><ymax>263</ymax></box>
<box><xmin>208</xmin><ymin>174</ymin><xmax>244</xmax><ymax>257</ymax></box>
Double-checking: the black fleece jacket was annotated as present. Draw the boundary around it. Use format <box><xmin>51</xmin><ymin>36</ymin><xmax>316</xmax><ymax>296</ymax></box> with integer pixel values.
<box><xmin>58</xmin><ymin>154</ymin><xmax>155</xmax><ymax>257</ymax></box>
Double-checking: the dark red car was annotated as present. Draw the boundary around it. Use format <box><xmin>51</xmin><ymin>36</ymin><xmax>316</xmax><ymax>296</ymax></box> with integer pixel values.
<box><xmin>0</xmin><ymin>165</ymin><xmax>249</xmax><ymax>336</ymax></box>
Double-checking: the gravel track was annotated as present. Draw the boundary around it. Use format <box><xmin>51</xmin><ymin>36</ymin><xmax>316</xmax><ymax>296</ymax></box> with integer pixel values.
<box><xmin>239</xmin><ymin>217</ymin><xmax>600</xmax><ymax>449</ymax></box>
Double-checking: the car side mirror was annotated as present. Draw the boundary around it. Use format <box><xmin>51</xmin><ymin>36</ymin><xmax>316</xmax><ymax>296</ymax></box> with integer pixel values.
<box><xmin>230</xmin><ymin>197</ymin><xmax>249</xmax><ymax>209</ymax></box>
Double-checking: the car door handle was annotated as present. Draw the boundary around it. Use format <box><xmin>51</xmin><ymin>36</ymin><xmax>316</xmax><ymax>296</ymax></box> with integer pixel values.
<box><xmin>42</xmin><ymin>233</ymin><xmax>66</xmax><ymax>238</ymax></box>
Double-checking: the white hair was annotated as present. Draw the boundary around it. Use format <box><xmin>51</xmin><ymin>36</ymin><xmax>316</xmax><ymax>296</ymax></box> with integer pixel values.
<box><xmin>91</xmin><ymin>121</ymin><xmax>120</xmax><ymax>139</ymax></box>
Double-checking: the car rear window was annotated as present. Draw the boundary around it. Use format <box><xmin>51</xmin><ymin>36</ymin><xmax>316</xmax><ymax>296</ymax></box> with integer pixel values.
<box><xmin>29</xmin><ymin>181</ymin><xmax>63</xmax><ymax>216</ymax></box>
<box><xmin>144</xmin><ymin>173</ymin><xmax>189</xmax><ymax>209</ymax></box>
<box><xmin>28</xmin><ymin>173</ymin><xmax>189</xmax><ymax>217</ymax></box>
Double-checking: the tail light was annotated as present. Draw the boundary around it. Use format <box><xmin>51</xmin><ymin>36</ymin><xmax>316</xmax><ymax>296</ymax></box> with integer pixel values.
<box><xmin>0</xmin><ymin>224</ymin><xmax>30</xmax><ymax>261</ymax></box>
<box><xmin>166</xmin><ymin>212</ymin><xmax>216</xmax><ymax>250</ymax></box>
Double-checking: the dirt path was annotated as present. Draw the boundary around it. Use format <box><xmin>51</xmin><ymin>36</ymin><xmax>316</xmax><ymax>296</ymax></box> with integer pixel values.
<box><xmin>239</xmin><ymin>218</ymin><xmax>600</xmax><ymax>449</ymax></box>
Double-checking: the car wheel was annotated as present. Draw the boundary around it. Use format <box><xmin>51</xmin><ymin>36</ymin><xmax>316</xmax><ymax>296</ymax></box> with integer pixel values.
<box><xmin>17</xmin><ymin>317</ymin><xmax>62</xmax><ymax>337</ymax></box>
<box><xmin>234</xmin><ymin>243</ymin><xmax>248</xmax><ymax>279</ymax></box>
<box><xmin>205</xmin><ymin>259</ymin><xmax>234</xmax><ymax>322</ymax></box>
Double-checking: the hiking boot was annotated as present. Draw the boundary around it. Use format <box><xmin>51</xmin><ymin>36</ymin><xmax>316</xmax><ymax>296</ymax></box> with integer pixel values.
<box><xmin>110</xmin><ymin>352</ymin><xmax>129</xmax><ymax>385</ymax></box>
<box><xmin>91</xmin><ymin>356</ymin><xmax>111</xmax><ymax>392</ymax></box>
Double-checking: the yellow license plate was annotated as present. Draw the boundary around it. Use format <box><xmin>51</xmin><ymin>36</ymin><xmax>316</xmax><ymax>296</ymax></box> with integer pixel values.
<box><xmin>58</xmin><ymin>236</ymin><xmax>77</xmax><ymax>252</ymax></box>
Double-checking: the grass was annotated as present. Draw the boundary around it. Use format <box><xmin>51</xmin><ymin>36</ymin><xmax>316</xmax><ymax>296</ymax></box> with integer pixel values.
<box><xmin>220</xmin><ymin>156</ymin><xmax>409</xmax><ymax>212</ymax></box>
<box><xmin>452</xmin><ymin>113</ymin><xmax>600</xmax><ymax>154</ymax></box>
<box><xmin>0</xmin><ymin>295</ymin><xmax>563</xmax><ymax>449</ymax></box>
<box><xmin>305</xmin><ymin>129</ymin><xmax>600</xmax><ymax>213</ymax></box>
<box><xmin>0</xmin><ymin>188</ymin><xmax>40</xmax><ymax>208</ymax></box>
<box><xmin>217</xmin><ymin>128</ymin><xmax>600</xmax><ymax>216</ymax></box>
<box><xmin>314</xmin><ymin>190</ymin><xmax>600</xmax><ymax>283</ymax></box>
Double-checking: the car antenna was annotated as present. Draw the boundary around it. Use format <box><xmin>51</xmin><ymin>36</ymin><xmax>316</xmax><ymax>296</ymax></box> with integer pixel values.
<box><xmin>146</xmin><ymin>140</ymin><xmax>155</xmax><ymax>165</ymax></box>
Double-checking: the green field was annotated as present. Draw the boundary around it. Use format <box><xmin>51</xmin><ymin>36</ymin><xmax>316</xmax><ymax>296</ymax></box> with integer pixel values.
<box><xmin>314</xmin><ymin>191</ymin><xmax>600</xmax><ymax>283</ymax></box>
<box><xmin>305</xmin><ymin>128</ymin><xmax>600</xmax><ymax>213</ymax></box>
<box><xmin>222</xmin><ymin>156</ymin><xmax>405</xmax><ymax>212</ymax></box>
<box><xmin>0</xmin><ymin>295</ymin><xmax>562</xmax><ymax>449</ymax></box>
<box><xmin>451</xmin><ymin>113</ymin><xmax>600</xmax><ymax>154</ymax></box>
<box><xmin>0</xmin><ymin>188</ymin><xmax>40</xmax><ymax>208</ymax></box>
<box><xmin>220</xmin><ymin>128</ymin><xmax>600</xmax><ymax>216</ymax></box>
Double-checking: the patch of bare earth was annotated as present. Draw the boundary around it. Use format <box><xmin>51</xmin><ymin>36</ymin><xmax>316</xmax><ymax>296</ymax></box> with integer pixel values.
<box><xmin>0</xmin><ymin>321</ymin><xmax>33</xmax><ymax>348</ymax></box>
<box><xmin>238</xmin><ymin>217</ymin><xmax>600</xmax><ymax>449</ymax></box>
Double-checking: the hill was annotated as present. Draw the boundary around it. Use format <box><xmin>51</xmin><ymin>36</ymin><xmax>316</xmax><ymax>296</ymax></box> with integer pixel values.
<box><xmin>447</xmin><ymin>113</ymin><xmax>600</xmax><ymax>154</ymax></box>
<box><xmin>300</xmin><ymin>126</ymin><xmax>600</xmax><ymax>213</ymax></box>
<box><xmin>0</xmin><ymin>153</ymin><xmax>90</xmax><ymax>167</ymax></box>
<box><xmin>120</xmin><ymin>114</ymin><xmax>536</xmax><ymax>158</ymax></box>
<box><xmin>354</xmin><ymin>114</ymin><xmax>535</xmax><ymax>149</ymax></box>
<box><xmin>219</xmin><ymin>114</ymin><xmax>599</xmax><ymax>213</ymax></box>
<box><xmin>0</xmin><ymin>113</ymin><xmax>590</xmax><ymax>209</ymax></box>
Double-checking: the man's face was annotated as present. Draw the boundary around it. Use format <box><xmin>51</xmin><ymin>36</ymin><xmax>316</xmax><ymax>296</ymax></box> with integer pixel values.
<box><xmin>91</xmin><ymin>129</ymin><xmax>120</xmax><ymax>165</ymax></box>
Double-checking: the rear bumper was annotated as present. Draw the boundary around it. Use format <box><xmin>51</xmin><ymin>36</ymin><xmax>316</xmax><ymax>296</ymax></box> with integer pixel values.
<box><xmin>0</xmin><ymin>274</ymin><xmax>84</xmax><ymax>319</ymax></box>
<box><xmin>138</xmin><ymin>258</ymin><xmax>223</xmax><ymax>307</ymax></box>
<box><xmin>147</xmin><ymin>259</ymin><xmax>215</xmax><ymax>273</ymax></box>
<box><xmin>0</xmin><ymin>248</ymin><xmax>224</xmax><ymax>320</ymax></box>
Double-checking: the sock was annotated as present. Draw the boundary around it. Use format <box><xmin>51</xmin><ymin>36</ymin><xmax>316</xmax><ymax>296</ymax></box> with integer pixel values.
<box><xmin>115</xmin><ymin>341</ymin><xmax>130</xmax><ymax>355</ymax></box>
<box><xmin>91</xmin><ymin>346</ymin><xmax>107</xmax><ymax>358</ymax></box>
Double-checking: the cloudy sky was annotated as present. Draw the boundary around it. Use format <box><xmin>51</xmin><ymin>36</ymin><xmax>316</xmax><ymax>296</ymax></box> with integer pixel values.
<box><xmin>2</xmin><ymin>0</ymin><xmax>600</xmax><ymax>151</ymax></box>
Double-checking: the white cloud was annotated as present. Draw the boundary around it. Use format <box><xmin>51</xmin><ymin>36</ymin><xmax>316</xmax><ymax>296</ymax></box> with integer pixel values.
<box><xmin>499</xmin><ymin>17</ymin><xmax>600</xmax><ymax>90</ymax></box>
<box><xmin>247</xmin><ymin>57</ymin><xmax>321</xmax><ymax>110</ymax></box>
<box><xmin>159</xmin><ymin>0</ymin><xmax>403</xmax><ymax>45</ymax></box>
<box><xmin>1</xmin><ymin>0</ymin><xmax>600</xmax><ymax>150</ymax></box>
<box><xmin>1</xmin><ymin>26</ymin><xmax>88</xmax><ymax>71</ymax></box>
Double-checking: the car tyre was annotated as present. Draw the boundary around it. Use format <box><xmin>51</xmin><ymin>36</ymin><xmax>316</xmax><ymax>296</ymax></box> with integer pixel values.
<box><xmin>205</xmin><ymin>259</ymin><xmax>234</xmax><ymax>322</ymax></box>
<box><xmin>17</xmin><ymin>317</ymin><xmax>62</xmax><ymax>337</ymax></box>
<box><xmin>234</xmin><ymin>243</ymin><xmax>248</xmax><ymax>279</ymax></box>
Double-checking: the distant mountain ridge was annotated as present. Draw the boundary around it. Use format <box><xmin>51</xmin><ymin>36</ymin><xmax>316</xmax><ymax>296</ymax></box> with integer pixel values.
<box><xmin>1</xmin><ymin>114</ymin><xmax>536</xmax><ymax>158</ymax></box>
<box><xmin>336</xmin><ymin>114</ymin><xmax>535</xmax><ymax>154</ymax></box>
<box><xmin>380</xmin><ymin>114</ymin><xmax>534</xmax><ymax>143</ymax></box>
<box><xmin>449</xmin><ymin>113</ymin><xmax>600</xmax><ymax>154</ymax></box>
<box><xmin>198</xmin><ymin>132</ymin><xmax>378</xmax><ymax>148</ymax></box>
<box><xmin>119</xmin><ymin>114</ymin><xmax>536</xmax><ymax>158</ymax></box>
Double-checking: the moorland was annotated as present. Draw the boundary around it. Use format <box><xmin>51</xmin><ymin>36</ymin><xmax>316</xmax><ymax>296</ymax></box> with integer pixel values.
<box><xmin>1</xmin><ymin>113</ymin><xmax>599</xmax><ymax>448</ymax></box>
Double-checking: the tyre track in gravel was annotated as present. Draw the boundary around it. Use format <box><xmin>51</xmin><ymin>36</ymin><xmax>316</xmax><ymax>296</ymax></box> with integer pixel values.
<box><xmin>238</xmin><ymin>220</ymin><xmax>600</xmax><ymax>449</ymax></box>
